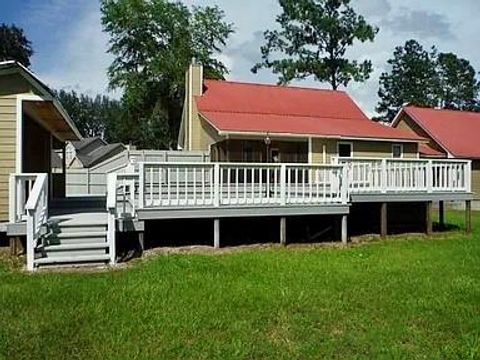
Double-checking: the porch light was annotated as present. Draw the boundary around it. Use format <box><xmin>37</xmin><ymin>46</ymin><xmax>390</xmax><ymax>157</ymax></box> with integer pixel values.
<box><xmin>264</xmin><ymin>133</ymin><xmax>271</xmax><ymax>146</ymax></box>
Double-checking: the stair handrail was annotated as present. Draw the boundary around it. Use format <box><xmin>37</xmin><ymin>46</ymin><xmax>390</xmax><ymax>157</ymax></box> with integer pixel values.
<box><xmin>24</xmin><ymin>173</ymin><xmax>48</xmax><ymax>271</ymax></box>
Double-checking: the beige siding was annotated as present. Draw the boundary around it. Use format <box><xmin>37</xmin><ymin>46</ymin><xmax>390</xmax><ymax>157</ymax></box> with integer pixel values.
<box><xmin>0</xmin><ymin>95</ymin><xmax>17</xmax><ymax>222</ymax></box>
<box><xmin>353</xmin><ymin>140</ymin><xmax>418</xmax><ymax>159</ymax></box>
<box><xmin>311</xmin><ymin>138</ymin><xmax>418</xmax><ymax>164</ymax></box>
<box><xmin>311</xmin><ymin>138</ymin><xmax>337</xmax><ymax>164</ymax></box>
<box><xmin>472</xmin><ymin>161</ymin><xmax>480</xmax><ymax>200</ymax></box>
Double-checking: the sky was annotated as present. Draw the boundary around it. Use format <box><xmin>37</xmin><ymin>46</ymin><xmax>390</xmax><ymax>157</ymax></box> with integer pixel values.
<box><xmin>2</xmin><ymin>0</ymin><xmax>480</xmax><ymax>116</ymax></box>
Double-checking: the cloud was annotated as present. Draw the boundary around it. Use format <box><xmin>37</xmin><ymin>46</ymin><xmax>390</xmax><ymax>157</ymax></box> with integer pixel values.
<box><xmin>382</xmin><ymin>8</ymin><xmax>455</xmax><ymax>40</ymax></box>
<box><xmin>355</xmin><ymin>0</ymin><xmax>392</xmax><ymax>18</ymax></box>
<box><xmin>35</xmin><ymin>3</ymin><xmax>117</xmax><ymax>98</ymax></box>
<box><xmin>225</xmin><ymin>31</ymin><xmax>263</xmax><ymax>65</ymax></box>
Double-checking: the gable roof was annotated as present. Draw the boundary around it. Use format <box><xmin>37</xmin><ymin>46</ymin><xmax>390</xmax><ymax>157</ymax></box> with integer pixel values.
<box><xmin>195</xmin><ymin>80</ymin><xmax>424</xmax><ymax>142</ymax></box>
<box><xmin>396</xmin><ymin>106</ymin><xmax>480</xmax><ymax>159</ymax></box>
<box><xmin>0</xmin><ymin>60</ymin><xmax>82</xmax><ymax>141</ymax></box>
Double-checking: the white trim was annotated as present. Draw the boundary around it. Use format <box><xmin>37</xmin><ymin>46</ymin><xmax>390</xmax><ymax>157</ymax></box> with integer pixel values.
<box><xmin>215</xmin><ymin>130</ymin><xmax>425</xmax><ymax>143</ymax></box>
<box><xmin>392</xmin><ymin>143</ymin><xmax>404</xmax><ymax>159</ymax></box>
<box><xmin>15</xmin><ymin>95</ymin><xmax>24</xmax><ymax>172</ymax></box>
<box><xmin>308</xmin><ymin>137</ymin><xmax>313</xmax><ymax>164</ymax></box>
<box><xmin>337</xmin><ymin>141</ymin><xmax>353</xmax><ymax>158</ymax></box>
<box><xmin>188</xmin><ymin>65</ymin><xmax>193</xmax><ymax>150</ymax></box>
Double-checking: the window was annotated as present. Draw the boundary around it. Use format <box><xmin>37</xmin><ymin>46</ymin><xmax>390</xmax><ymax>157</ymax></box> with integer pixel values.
<box><xmin>338</xmin><ymin>142</ymin><xmax>352</xmax><ymax>158</ymax></box>
<box><xmin>392</xmin><ymin>144</ymin><xmax>403</xmax><ymax>158</ymax></box>
<box><xmin>270</xmin><ymin>148</ymin><xmax>280</xmax><ymax>163</ymax></box>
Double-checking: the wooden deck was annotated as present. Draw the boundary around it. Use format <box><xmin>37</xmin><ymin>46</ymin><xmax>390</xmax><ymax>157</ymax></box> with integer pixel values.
<box><xmin>7</xmin><ymin>158</ymin><xmax>474</xmax><ymax>270</ymax></box>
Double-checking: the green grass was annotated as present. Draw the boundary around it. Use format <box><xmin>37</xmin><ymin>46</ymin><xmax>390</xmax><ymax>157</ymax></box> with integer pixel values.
<box><xmin>1</xmin><ymin>211</ymin><xmax>480</xmax><ymax>359</ymax></box>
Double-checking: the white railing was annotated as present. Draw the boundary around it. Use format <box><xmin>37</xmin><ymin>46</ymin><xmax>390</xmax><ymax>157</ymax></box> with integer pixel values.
<box><xmin>134</xmin><ymin>162</ymin><xmax>348</xmax><ymax>210</ymax></box>
<box><xmin>24</xmin><ymin>174</ymin><xmax>48</xmax><ymax>271</ymax></box>
<box><xmin>9</xmin><ymin>174</ymin><xmax>39</xmax><ymax>223</ymax></box>
<box><xmin>335</xmin><ymin>158</ymin><xmax>471</xmax><ymax>194</ymax></box>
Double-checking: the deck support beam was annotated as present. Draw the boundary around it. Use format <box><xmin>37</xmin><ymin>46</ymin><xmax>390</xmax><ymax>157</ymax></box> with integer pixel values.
<box><xmin>439</xmin><ymin>201</ymin><xmax>445</xmax><ymax>230</ymax></box>
<box><xmin>341</xmin><ymin>215</ymin><xmax>348</xmax><ymax>244</ymax></box>
<box><xmin>465</xmin><ymin>200</ymin><xmax>472</xmax><ymax>234</ymax></box>
<box><xmin>214</xmin><ymin>218</ymin><xmax>220</xmax><ymax>249</ymax></box>
<box><xmin>380</xmin><ymin>202</ymin><xmax>388</xmax><ymax>238</ymax></box>
<box><xmin>280</xmin><ymin>217</ymin><xmax>287</xmax><ymax>246</ymax></box>
<box><xmin>426</xmin><ymin>201</ymin><xmax>433</xmax><ymax>235</ymax></box>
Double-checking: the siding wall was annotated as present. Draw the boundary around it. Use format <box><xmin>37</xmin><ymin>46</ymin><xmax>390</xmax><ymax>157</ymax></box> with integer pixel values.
<box><xmin>311</xmin><ymin>138</ymin><xmax>418</xmax><ymax>163</ymax></box>
<box><xmin>0</xmin><ymin>95</ymin><xmax>17</xmax><ymax>222</ymax></box>
<box><xmin>0</xmin><ymin>73</ymin><xmax>41</xmax><ymax>222</ymax></box>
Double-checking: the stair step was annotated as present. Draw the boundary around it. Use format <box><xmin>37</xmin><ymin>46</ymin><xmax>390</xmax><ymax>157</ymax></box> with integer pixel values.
<box><xmin>50</xmin><ymin>208</ymin><xmax>107</xmax><ymax>216</ymax></box>
<box><xmin>42</xmin><ymin>243</ymin><xmax>109</xmax><ymax>251</ymax></box>
<box><xmin>34</xmin><ymin>254</ymin><xmax>111</xmax><ymax>266</ymax></box>
<box><xmin>55</xmin><ymin>231</ymin><xmax>107</xmax><ymax>239</ymax></box>
<box><xmin>49</xmin><ymin>225</ymin><xmax>107</xmax><ymax>234</ymax></box>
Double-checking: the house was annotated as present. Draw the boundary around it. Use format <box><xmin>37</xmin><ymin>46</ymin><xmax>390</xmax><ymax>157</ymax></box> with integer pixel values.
<box><xmin>3</xmin><ymin>61</ymin><xmax>474</xmax><ymax>271</ymax></box>
<box><xmin>392</xmin><ymin>106</ymin><xmax>480</xmax><ymax>204</ymax></box>
<box><xmin>66</xmin><ymin>137</ymin><xmax>125</xmax><ymax>169</ymax></box>
<box><xmin>0</xmin><ymin>61</ymin><xmax>81</xmax><ymax>224</ymax></box>
<box><xmin>178</xmin><ymin>63</ymin><xmax>424</xmax><ymax>162</ymax></box>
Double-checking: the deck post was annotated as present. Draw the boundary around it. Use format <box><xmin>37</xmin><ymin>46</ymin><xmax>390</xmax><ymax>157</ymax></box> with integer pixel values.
<box><xmin>426</xmin><ymin>201</ymin><xmax>433</xmax><ymax>235</ymax></box>
<box><xmin>9</xmin><ymin>237</ymin><xmax>17</xmax><ymax>256</ymax></box>
<box><xmin>138</xmin><ymin>232</ymin><xmax>145</xmax><ymax>253</ymax></box>
<box><xmin>465</xmin><ymin>200</ymin><xmax>472</xmax><ymax>234</ymax></box>
<box><xmin>214</xmin><ymin>218</ymin><xmax>220</xmax><ymax>249</ymax></box>
<box><xmin>380</xmin><ymin>202</ymin><xmax>388</xmax><ymax>238</ymax></box>
<box><xmin>341</xmin><ymin>215</ymin><xmax>348</xmax><ymax>244</ymax></box>
<box><xmin>439</xmin><ymin>201</ymin><xmax>445</xmax><ymax>230</ymax></box>
<box><xmin>280</xmin><ymin>217</ymin><xmax>287</xmax><ymax>246</ymax></box>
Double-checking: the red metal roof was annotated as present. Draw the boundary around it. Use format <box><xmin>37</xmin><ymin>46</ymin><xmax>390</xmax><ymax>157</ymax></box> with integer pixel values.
<box><xmin>403</xmin><ymin>106</ymin><xmax>480</xmax><ymax>159</ymax></box>
<box><xmin>196</xmin><ymin>80</ymin><xmax>423</xmax><ymax>142</ymax></box>
<box><xmin>419</xmin><ymin>143</ymin><xmax>446</xmax><ymax>157</ymax></box>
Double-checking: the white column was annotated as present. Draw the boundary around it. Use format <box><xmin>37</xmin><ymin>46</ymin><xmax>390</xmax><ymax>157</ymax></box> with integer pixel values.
<box><xmin>280</xmin><ymin>217</ymin><xmax>287</xmax><ymax>246</ymax></box>
<box><xmin>308</xmin><ymin>138</ymin><xmax>313</xmax><ymax>164</ymax></box>
<box><xmin>26</xmin><ymin>211</ymin><xmax>34</xmax><ymax>271</ymax></box>
<box><xmin>341</xmin><ymin>215</ymin><xmax>348</xmax><ymax>244</ymax></box>
<box><xmin>214</xmin><ymin>218</ymin><xmax>220</xmax><ymax>249</ymax></box>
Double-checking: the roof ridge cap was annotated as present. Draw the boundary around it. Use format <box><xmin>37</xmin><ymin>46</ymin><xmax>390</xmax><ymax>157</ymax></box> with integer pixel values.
<box><xmin>204</xmin><ymin>79</ymin><xmax>347</xmax><ymax>94</ymax></box>
<box><xmin>407</xmin><ymin>106</ymin><xmax>480</xmax><ymax>116</ymax></box>
<box><xmin>199</xmin><ymin>109</ymin><xmax>368</xmax><ymax>121</ymax></box>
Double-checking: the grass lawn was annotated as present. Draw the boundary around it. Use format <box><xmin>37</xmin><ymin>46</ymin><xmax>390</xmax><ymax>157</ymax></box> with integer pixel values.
<box><xmin>1</xmin><ymin>211</ymin><xmax>479</xmax><ymax>359</ymax></box>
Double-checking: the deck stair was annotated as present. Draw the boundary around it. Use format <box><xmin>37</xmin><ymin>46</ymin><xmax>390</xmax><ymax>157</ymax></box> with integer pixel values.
<box><xmin>34</xmin><ymin>197</ymin><xmax>112</xmax><ymax>268</ymax></box>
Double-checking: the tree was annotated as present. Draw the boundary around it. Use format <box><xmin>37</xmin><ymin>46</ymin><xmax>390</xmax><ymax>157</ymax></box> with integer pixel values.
<box><xmin>0</xmin><ymin>24</ymin><xmax>33</xmax><ymax>67</ymax></box>
<box><xmin>252</xmin><ymin>0</ymin><xmax>378</xmax><ymax>89</ymax></box>
<box><xmin>101</xmin><ymin>0</ymin><xmax>234</xmax><ymax>149</ymax></box>
<box><xmin>436</xmin><ymin>53</ymin><xmax>480</xmax><ymax>111</ymax></box>
<box><xmin>377</xmin><ymin>40</ymin><xmax>438</xmax><ymax>121</ymax></box>
<box><xmin>55</xmin><ymin>90</ymin><xmax>122</xmax><ymax>141</ymax></box>
<box><xmin>377</xmin><ymin>40</ymin><xmax>480</xmax><ymax>121</ymax></box>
